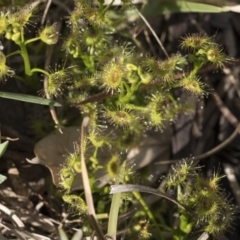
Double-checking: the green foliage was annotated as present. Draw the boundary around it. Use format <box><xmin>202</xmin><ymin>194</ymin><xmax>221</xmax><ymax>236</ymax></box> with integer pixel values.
<box><xmin>58</xmin><ymin>228</ymin><xmax>83</xmax><ymax>240</ymax></box>
<box><xmin>0</xmin><ymin>0</ymin><xmax>235</xmax><ymax>239</ymax></box>
<box><xmin>0</xmin><ymin>91</ymin><xmax>61</xmax><ymax>106</ymax></box>
<box><xmin>0</xmin><ymin>141</ymin><xmax>8</xmax><ymax>184</ymax></box>
<box><xmin>0</xmin><ymin>141</ymin><xmax>8</xmax><ymax>158</ymax></box>
<box><xmin>163</xmin><ymin>160</ymin><xmax>236</xmax><ymax>237</ymax></box>
<box><xmin>142</xmin><ymin>0</ymin><xmax>232</xmax><ymax>16</ymax></box>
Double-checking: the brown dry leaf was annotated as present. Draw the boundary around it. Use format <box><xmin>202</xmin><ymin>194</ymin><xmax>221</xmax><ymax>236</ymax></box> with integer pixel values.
<box><xmin>28</xmin><ymin>126</ymin><xmax>171</xmax><ymax>190</ymax></box>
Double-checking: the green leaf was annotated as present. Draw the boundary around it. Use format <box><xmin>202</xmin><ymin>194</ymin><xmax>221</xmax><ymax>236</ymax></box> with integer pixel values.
<box><xmin>0</xmin><ymin>174</ymin><xmax>7</xmax><ymax>184</ymax></box>
<box><xmin>0</xmin><ymin>91</ymin><xmax>61</xmax><ymax>107</ymax></box>
<box><xmin>0</xmin><ymin>141</ymin><xmax>9</xmax><ymax>158</ymax></box>
<box><xmin>142</xmin><ymin>0</ymin><xmax>228</xmax><ymax>16</ymax></box>
<box><xmin>71</xmin><ymin>231</ymin><xmax>83</xmax><ymax>240</ymax></box>
<box><xmin>179</xmin><ymin>214</ymin><xmax>193</xmax><ymax>234</ymax></box>
<box><xmin>58</xmin><ymin>228</ymin><xmax>69</xmax><ymax>240</ymax></box>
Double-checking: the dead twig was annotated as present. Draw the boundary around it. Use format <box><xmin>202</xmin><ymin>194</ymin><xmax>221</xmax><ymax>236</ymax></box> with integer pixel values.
<box><xmin>41</xmin><ymin>0</ymin><xmax>52</xmax><ymax>25</ymax></box>
<box><xmin>80</xmin><ymin>117</ymin><xmax>105</xmax><ymax>240</ymax></box>
<box><xmin>156</xmin><ymin>122</ymin><xmax>240</xmax><ymax>165</ymax></box>
<box><xmin>134</xmin><ymin>7</ymin><xmax>169</xmax><ymax>59</ymax></box>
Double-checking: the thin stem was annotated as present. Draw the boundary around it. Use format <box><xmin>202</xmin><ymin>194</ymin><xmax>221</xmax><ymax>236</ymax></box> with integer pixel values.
<box><xmin>134</xmin><ymin>7</ymin><xmax>169</xmax><ymax>59</ymax></box>
<box><xmin>124</xmin><ymin>103</ymin><xmax>147</xmax><ymax>111</ymax></box>
<box><xmin>21</xmin><ymin>28</ymin><xmax>24</xmax><ymax>44</ymax></box>
<box><xmin>107</xmin><ymin>161</ymin><xmax>126</xmax><ymax>240</ymax></box>
<box><xmin>13</xmin><ymin>75</ymin><xmax>25</xmax><ymax>82</ymax></box>
<box><xmin>130</xmin><ymin>81</ymin><xmax>141</xmax><ymax>92</ymax></box>
<box><xmin>190</xmin><ymin>63</ymin><xmax>203</xmax><ymax>77</ymax></box>
<box><xmin>80</xmin><ymin>117</ymin><xmax>105</xmax><ymax>240</ymax></box>
<box><xmin>118</xmin><ymin>82</ymin><xmax>131</xmax><ymax>103</ymax></box>
<box><xmin>133</xmin><ymin>191</ymin><xmax>164</xmax><ymax>240</ymax></box>
<box><xmin>19</xmin><ymin>43</ymin><xmax>31</xmax><ymax>76</ymax></box>
<box><xmin>6</xmin><ymin>50</ymin><xmax>22</xmax><ymax>58</ymax></box>
<box><xmin>43</xmin><ymin>45</ymin><xmax>62</xmax><ymax>132</ymax></box>
<box><xmin>110</xmin><ymin>184</ymin><xmax>188</xmax><ymax>213</ymax></box>
<box><xmin>107</xmin><ymin>192</ymin><xmax>121</xmax><ymax>240</ymax></box>
<box><xmin>156</xmin><ymin>122</ymin><xmax>240</xmax><ymax>165</ymax></box>
<box><xmin>102</xmin><ymin>0</ymin><xmax>114</xmax><ymax>15</ymax></box>
<box><xmin>41</xmin><ymin>0</ymin><xmax>52</xmax><ymax>25</ymax></box>
<box><xmin>30</xmin><ymin>68</ymin><xmax>49</xmax><ymax>76</ymax></box>
<box><xmin>25</xmin><ymin>37</ymin><xmax>41</xmax><ymax>45</ymax></box>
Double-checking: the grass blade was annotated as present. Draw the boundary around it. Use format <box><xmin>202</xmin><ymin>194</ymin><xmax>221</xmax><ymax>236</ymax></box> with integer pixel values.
<box><xmin>0</xmin><ymin>91</ymin><xmax>61</xmax><ymax>107</ymax></box>
<box><xmin>110</xmin><ymin>184</ymin><xmax>187</xmax><ymax>211</ymax></box>
<box><xmin>0</xmin><ymin>174</ymin><xmax>7</xmax><ymax>184</ymax></box>
<box><xmin>142</xmin><ymin>0</ymin><xmax>228</xmax><ymax>16</ymax></box>
<box><xmin>0</xmin><ymin>141</ymin><xmax>9</xmax><ymax>158</ymax></box>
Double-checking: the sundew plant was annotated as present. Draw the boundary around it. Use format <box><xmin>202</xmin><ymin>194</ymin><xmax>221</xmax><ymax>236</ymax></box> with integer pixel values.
<box><xmin>0</xmin><ymin>0</ymin><xmax>236</xmax><ymax>239</ymax></box>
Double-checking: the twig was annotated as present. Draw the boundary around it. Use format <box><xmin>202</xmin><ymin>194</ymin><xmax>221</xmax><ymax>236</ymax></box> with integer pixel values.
<box><xmin>0</xmin><ymin>222</ymin><xmax>25</xmax><ymax>240</ymax></box>
<box><xmin>211</xmin><ymin>90</ymin><xmax>238</xmax><ymax>126</ymax></box>
<box><xmin>223</xmin><ymin>163</ymin><xmax>240</xmax><ymax>206</ymax></box>
<box><xmin>143</xmin><ymin>29</ymin><xmax>157</xmax><ymax>55</ymax></box>
<box><xmin>223</xmin><ymin>67</ymin><xmax>240</xmax><ymax>99</ymax></box>
<box><xmin>134</xmin><ymin>7</ymin><xmax>169</xmax><ymax>59</ymax></box>
<box><xmin>207</xmin><ymin>80</ymin><xmax>238</xmax><ymax>127</ymax></box>
<box><xmin>0</xmin><ymin>203</ymin><xmax>24</xmax><ymax>228</ymax></box>
<box><xmin>41</xmin><ymin>0</ymin><xmax>52</xmax><ymax>25</ymax></box>
<box><xmin>0</xmin><ymin>136</ymin><xmax>19</xmax><ymax>141</ymax></box>
<box><xmin>197</xmin><ymin>232</ymin><xmax>209</xmax><ymax>240</ymax></box>
<box><xmin>80</xmin><ymin>117</ymin><xmax>105</xmax><ymax>240</ymax></box>
<box><xmin>156</xmin><ymin>122</ymin><xmax>240</xmax><ymax>165</ymax></box>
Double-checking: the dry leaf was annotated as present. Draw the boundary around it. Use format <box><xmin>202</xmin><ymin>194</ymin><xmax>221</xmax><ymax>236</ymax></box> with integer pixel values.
<box><xmin>28</xmin><ymin>126</ymin><xmax>171</xmax><ymax>190</ymax></box>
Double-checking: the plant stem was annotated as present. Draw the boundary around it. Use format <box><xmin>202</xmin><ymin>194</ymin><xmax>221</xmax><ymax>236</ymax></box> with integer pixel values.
<box><xmin>30</xmin><ymin>68</ymin><xmax>49</xmax><ymax>76</ymax></box>
<box><xmin>25</xmin><ymin>37</ymin><xmax>41</xmax><ymax>45</ymax></box>
<box><xmin>6</xmin><ymin>50</ymin><xmax>22</xmax><ymax>58</ymax></box>
<box><xmin>107</xmin><ymin>161</ymin><xmax>126</xmax><ymax>240</ymax></box>
<box><xmin>107</xmin><ymin>192</ymin><xmax>122</xmax><ymax>240</ymax></box>
<box><xmin>190</xmin><ymin>63</ymin><xmax>203</xmax><ymax>77</ymax></box>
<box><xmin>102</xmin><ymin>0</ymin><xmax>114</xmax><ymax>15</ymax></box>
<box><xmin>133</xmin><ymin>191</ymin><xmax>164</xmax><ymax>240</ymax></box>
<box><xmin>19</xmin><ymin>43</ymin><xmax>31</xmax><ymax>76</ymax></box>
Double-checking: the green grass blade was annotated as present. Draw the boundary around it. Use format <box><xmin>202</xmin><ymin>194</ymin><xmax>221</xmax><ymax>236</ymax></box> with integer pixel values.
<box><xmin>142</xmin><ymin>0</ymin><xmax>227</xmax><ymax>16</ymax></box>
<box><xmin>107</xmin><ymin>161</ymin><xmax>126</xmax><ymax>240</ymax></box>
<box><xmin>58</xmin><ymin>228</ymin><xmax>69</xmax><ymax>240</ymax></box>
<box><xmin>0</xmin><ymin>141</ymin><xmax>9</xmax><ymax>158</ymax></box>
<box><xmin>0</xmin><ymin>91</ymin><xmax>61</xmax><ymax>107</ymax></box>
<box><xmin>0</xmin><ymin>174</ymin><xmax>7</xmax><ymax>184</ymax></box>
